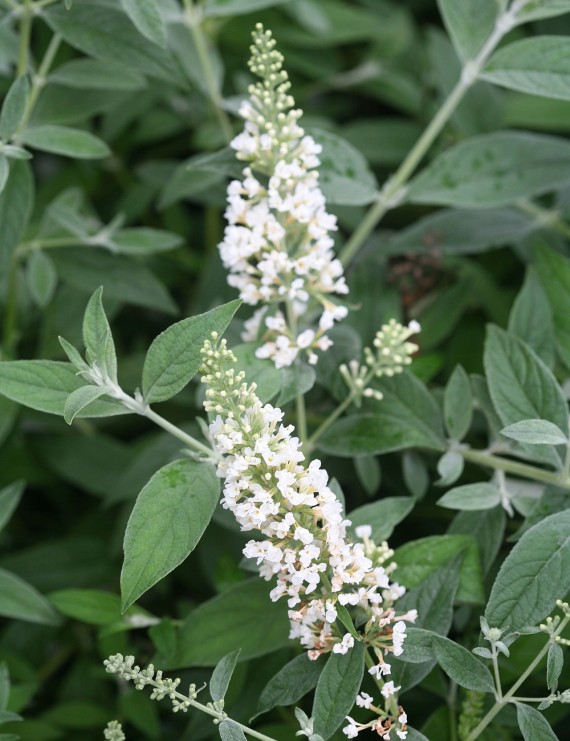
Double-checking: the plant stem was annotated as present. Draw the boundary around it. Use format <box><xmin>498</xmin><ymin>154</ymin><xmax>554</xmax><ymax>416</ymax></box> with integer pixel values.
<box><xmin>1</xmin><ymin>255</ymin><xmax>19</xmax><ymax>357</ymax></box>
<box><xmin>491</xmin><ymin>643</ymin><xmax>503</xmax><ymax>701</ymax></box>
<box><xmin>182</xmin><ymin>0</ymin><xmax>233</xmax><ymax>143</ymax></box>
<box><xmin>285</xmin><ymin>300</ymin><xmax>308</xmax><ymax>445</ymax></box>
<box><xmin>17</xmin><ymin>0</ymin><xmax>33</xmax><ymax>77</ymax></box>
<box><xmin>143</xmin><ymin>406</ymin><xmax>216</xmax><ymax>460</ymax></box>
<box><xmin>517</xmin><ymin>200</ymin><xmax>570</xmax><ymax>240</ymax></box>
<box><xmin>339</xmin><ymin>0</ymin><xmax>529</xmax><ymax>268</ymax></box>
<box><xmin>16</xmin><ymin>236</ymin><xmax>88</xmax><ymax>255</ymax></box>
<box><xmin>13</xmin><ymin>32</ymin><xmax>62</xmax><ymax>141</ymax></box>
<box><xmin>306</xmin><ymin>391</ymin><xmax>355</xmax><ymax>453</ymax></box>
<box><xmin>465</xmin><ymin>614</ymin><xmax>570</xmax><ymax>740</ymax></box>
<box><xmin>449</xmin><ymin>680</ymin><xmax>458</xmax><ymax>741</ymax></box>
<box><xmin>458</xmin><ymin>448</ymin><xmax>570</xmax><ymax>490</ymax></box>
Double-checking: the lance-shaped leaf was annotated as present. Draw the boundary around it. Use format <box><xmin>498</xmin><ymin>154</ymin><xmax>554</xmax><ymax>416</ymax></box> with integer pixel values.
<box><xmin>64</xmin><ymin>385</ymin><xmax>114</xmax><ymax>424</ymax></box>
<box><xmin>121</xmin><ymin>460</ymin><xmax>220</xmax><ymax>610</ymax></box>
<box><xmin>501</xmin><ymin>419</ymin><xmax>568</xmax><ymax>446</ymax></box>
<box><xmin>0</xmin><ymin>361</ymin><xmax>124</xmax><ymax>418</ymax></box>
<box><xmin>483</xmin><ymin>37</ymin><xmax>570</xmax><ymax>102</ymax></box>
<box><xmin>408</xmin><ymin>132</ymin><xmax>570</xmax><ymax>208</ymax></box>
<box><xmin>485</xmin><ymin>510</ymin><xmax>570</xmax><ymax>631</ymax></box>
<box><xmin>0</xmin><ymin>481</ymin><xmax>24</xmax><ymax>533</ymax></box>
<box><xmin>312</xmin><ymin>642</ymin><xmax>365</xmax><ymax>740</ymax></box>
<box><xmin>82</xmin><ymin>287</ymin><xmax>117</xmax><ymax>383</ymax></box>
<box><xmin>142</xmin><ymin>300</ymin><xmax>241</xmax><ymax>403</ymax></box>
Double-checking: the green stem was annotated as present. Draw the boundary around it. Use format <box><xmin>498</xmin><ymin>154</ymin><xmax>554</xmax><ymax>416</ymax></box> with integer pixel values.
<box><xmin>306</xmin><ymin>391</ymin><xmax>355</xmax><ymax>453</ymax></box>
<box><xmin>449</xmin><ymin>681</ymin><xmax>458</xmax><ymax>741</ymax></box>
<box><xmin>143</xmin><ymin>406</ymin><xmax>216</xmax><ymax>460</ymax></box>
<box><xmin>285</xmin><ymin>300</ymin><xmax>308</xmax><ymax>445</ymax></box>
<box><xmin>517</xmin><ymin>200</ymin><xmax>570</xmax><ymax>240</ymax></box>
<box><xmin>466</xmin><ymin>614</ymin><xmax>570</xmax><ymax>740</ymax></box>
<box><xmin>16</xmin><ymin>236</ymin><xmax>87</xmax><ymax>256</ymax></box>
<box><xmin>458</xmin><ymin>447</ymin><xmax>570</xmax><ymax>489</ymax></box>
<box><xmin>183</xmin><ymin>0</ymin><xmax>233</xmax><ymax>143</ymax></box>
<box><xmin>13</xmin><ymin>32</ymin><xmax>61</xmax><ymax>141</ymax></box>
<box><xmin>491</xmin><ymin>643</ymin><xmax>503</xmax><ymax>702</ymax></box>
<box><xmin>17</xmin><ymin>0</ymin><xmax>33</xmax><ymax>77</ymax></box>
<box><xmin>339</xmin><ymin>0</ymin><xmax>528</xmax><ymax>267</ymax></box>
<box><xmin>1</xmin><ymin>255</ymin><xmax>19</xmax><ymax>357</ymax></box>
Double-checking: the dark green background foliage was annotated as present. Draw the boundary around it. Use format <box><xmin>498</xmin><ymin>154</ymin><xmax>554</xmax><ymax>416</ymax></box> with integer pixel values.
<box><xmin>1</xmin><ymin>0</ymin><xmax>570</xmax><ymax>739</ymax></box>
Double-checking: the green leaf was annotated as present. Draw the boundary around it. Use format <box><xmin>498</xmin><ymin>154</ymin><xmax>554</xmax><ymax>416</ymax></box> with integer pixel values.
<box><xmin>51</xmin><ymin>248</ymin><xmax>177</xmax><ymax>314</ymax></box>
<box><xmin>485</xmin><ymin>510</ymin><xmax>570</xmax><ymax>631</ymax></box>
<box><xmin>177</xmin><ymin>579</ymin><xmax>290</xmax><ymax>667</ymax></box>
<box><xmin>0</xmin><ymin>161</ymin><xmax>33</xmax><ymax>280</ymax></box>
<box><xmin>515</xmin><ymin>1</ymin><xmax>570</xmax><ymax>23</ymax></box>
<box><xmin>0</xmin><ymin>663</ymin><xmax>9</xmax><ymax>711</ymax></box>
<box><xmin>63</xmin><ymin>385</ymin><xmax>113</xmax><ymax>425</ymax></box>
<box><xmin>436</xmin><ymin>0</ymin><xmax>498</xmax><ymax>61</ymax></box>
<box><xmin>48</xmin><ymin>589</ymin><xmax>122</xmax><ymax>626</ymax></box>
<box><xmin>255</xmin><ymin>654</ymin><xmax>324</xmax><ymax>719</ymax></box>
<box><xmin>0</xmin><ymin>361</ymin><xmax>125</xmax><ymax>417</ymax></box>
<box><xmin>45</xmin><ymin>5</ymin><xmax>183</xmax><ymax>85</ymax></box>
<box><xmin>394</xmin><ymin>535</ymin><xmax>485</xmax><ymax>604</ymax></box>
<box><xmin>0</xmin><ymin>568</ymin><xmax>60</xmax><ymax>625</ymax></box>
<box><xmin>432</xmin><ymin>636</ymin><xmax>495</xmax><ymax>692</ymax></box>
<box><xmin>0</xmin><ymin>75</ymin><xmax>29</xmax><ymax>140</ymax></box>
<box><xmin>515</xmin><ymin>703</ymin><xmax>558</xmax><ymax>741</ymax></box>
<box><xmin>0</xmin><ymin>481</ymin><xmax>24</xmax><ymax>533</ymax></box>
<box><xmin>448</xmin><ymin>507</ymin><xmax>506</xmax><ymax>573</ymax></box>
<box><xmin>444</xmin><ymin>365</ymin><xmax>473</xmax><ymax>440</ymax></box>
<box><xmin>354</xmin><ymin>455</ymin><xmax>381</xmax><ymax>497</ymax></box>
<box><xmin>508</xmin><ymin>267</ymin><xmax>555</xmax><ymax>367</ymax></box>
<box><xmin>308</xmin><ymin>128</ymin><xmax>378</xmax><ymax>206</ymax></box>
<box><xmin>534</xmin><ymin>243</ymin><xmax>570</xmax><ymax>368</ymax></box>
<box><xmin>121</xmin><ymin>460</ymin><xmax>219</xmax><ymax>610</ymax></box>
<box><xmin>231</xmin><ymin>344</ymin><xmax>282</xmax><ymax>404</ymax></box>
<box><xmin>319</xmin><ymin>372</ymin><xmax>445</xmax><ymax>456</ymax></box>
<box><xmin>26</xmin><ymin>249</ymin><xmax>58</xmax><ymax>308</ymax></box>
<box><xmin>312</xmin><ymin>642</ymin><xmax>365</xmax><ymax>740</ymax></box>
<box><xmin>0</xmin><ymin>155</ymin><xmax>8</xmax><ymax>194</ymax></box>
<box><xmin>49</xmin><ymin>59</ymin><xmax>145</xmax><ymax>91</ymax></box>
<box><xmin>204</xmin><ymin>0</ymin><xmax>292</xmax><ymax>17</ymax></box>
<box><xmin>348</xmin><ymin>497</ymin><xmax>414</xmax><ymax>541</ymax></box>
<box><xmin>276</xmin><ymin>363</ymin><xmax>316</xmax><ymax>406</ymax></box>
<box><xmin>218</xmin><ymin>720</ymin><xmax>247</xmax><ymax>741</ymax></box>
<box><xmin>547</xmin><ymin>642</ymin><xmax>564</xmax><ymax>691</ymax></box>
<box><xmin>436</xmin><ymin>450</ymin><xmax>464</xmax><ymax>486</ymax></box>
<box><xmin>437</xmin><ymin>483</ymin><xmax>502</xmax><ymax>511</ymax></box>
<box><xmin>142</xmin><ymin>300</ymin><xmax>241</xmax><ymax>403</ymax></box>
<box><xmin>120</xmin><ymin>0</ymin><xmax>166</xmax><ymax>47</ymax></box>
<box><xmin>408</xmin><ymin>131</ymin><xmax>570</xmax><ymax>208</ymax></box>
<box><xmin>20</xmin><ymin>125</ymin><xmax>110</xmax><ymax>159</ymax></box>
<box><xmin>483</xmin><ymin>37</ymin><xmax>570</xmax><ymax>101</ymax></box>
<box><xmin>210</xmin><ymin>650</ymin><xmax>241</xmax><ymax>702</ymax></box>
<box><xmin>82</xmin><ymin>287</ymin><xmax>117</xmax><ymax>383</ymax></box>
<box><xmin>484</xmin><ymin>325</ymin><xmax>569</xmax><ymax>454</ymax></box>
<box><xmin>108</xmin><ymin>228</ymin><xmax>183</xmax><ymax>255</ymax></box>
<box><xmin>501</xmin><ymin>419</ymin><xmax>568</xmax><ymax>445</ymax></box>
<box><xmin>385</xmin><ymin>207</ymin><xmax>538</xmax><ymax>257</ymax></box>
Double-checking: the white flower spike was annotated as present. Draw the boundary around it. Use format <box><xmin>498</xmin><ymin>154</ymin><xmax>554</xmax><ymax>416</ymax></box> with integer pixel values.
<box><xmin>219</xmin><ymin>24</ymin><xmax>348</xmax><ymax>368</ymax></box>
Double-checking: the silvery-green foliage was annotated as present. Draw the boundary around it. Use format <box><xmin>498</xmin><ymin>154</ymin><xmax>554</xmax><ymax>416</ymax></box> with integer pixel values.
<box><xmin>0</xmin><ymin>1</ymin><xmax>570</xmax><ymax>739</ymax></box>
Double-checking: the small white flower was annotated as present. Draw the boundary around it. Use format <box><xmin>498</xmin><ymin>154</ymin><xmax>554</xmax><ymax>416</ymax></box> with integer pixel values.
<box><xmin>381</xmin><ymin>680</ymin><xmax>401</xmax><ymax>699</ymax></box>
<box><xmin>355</xmin><ymin>525</ymin><xmax>372</xmax><ymax>539</ymax></box>
<box><xmin>342</xmin><ymin>717</ymin><xmax>360</xmax><ymax>738</ymax></box>
<box><xmin>332</xmin><ymin>634</ymin><xmax>355</xmax><ymax>654</ymax></box>
<box><xmin>355</xmin><ymin>692</ymin><xmax>373</xmax><ymax>709</ymax></box>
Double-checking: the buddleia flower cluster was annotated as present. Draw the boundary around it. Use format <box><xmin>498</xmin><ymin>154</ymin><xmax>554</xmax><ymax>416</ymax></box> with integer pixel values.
<box><xmin>200</xmin><ymin>333</ymin><xmax>416</xmax><ymax>739</ymax></box>
<box><xmin>219</xmin><ymin>24</ymin><xmax>348</xmax><ymax>368</ymax></box>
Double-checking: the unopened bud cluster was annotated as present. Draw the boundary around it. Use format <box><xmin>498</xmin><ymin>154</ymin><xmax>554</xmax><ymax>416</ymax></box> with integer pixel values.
<box><xmin>220</xmin><ymin>24</ymin><xmax>348</xmax><ymax>368</ymax></box>
<box><xmin>340</xmin><ymin>320</ymin><xmax>420</xmax><ymax>404</ymax></box>
<box><xmin>104</xmin><ymin>654</ymin><xmax>202</xmax><ymax>714</ymax></box>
